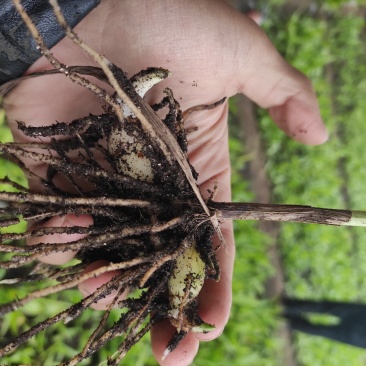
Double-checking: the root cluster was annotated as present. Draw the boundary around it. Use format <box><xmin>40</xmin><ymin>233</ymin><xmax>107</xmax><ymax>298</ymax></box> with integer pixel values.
<box><xmin>0</xmin><ymin>68</ymin><xmax>224</xmax><ymax>363</ymax></box>
<box><xmin>0</xmin><ymin>2</ymin><xmax>226</xmax><ymax>363</ymax></box>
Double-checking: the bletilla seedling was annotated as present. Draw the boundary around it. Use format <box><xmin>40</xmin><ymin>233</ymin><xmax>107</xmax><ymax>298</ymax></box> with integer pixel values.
<box><xmin>0</xmin><ymin>1</ymin><xmax>223</xmax><ymax>364</ymax></box>
<box><xmin>108</xmin><ymin>68</ymin><xmax>171</xmax><ymax>184</ymax></box>
<box><xmin>2</xmin><ymin>1</ymin><xmax>366</xmax><ymax>365</ymax></box>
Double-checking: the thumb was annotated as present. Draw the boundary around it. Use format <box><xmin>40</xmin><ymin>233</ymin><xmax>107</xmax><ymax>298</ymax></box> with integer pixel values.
<box><xmin>236</xmin><ymin>23</ymin><xmax>328</xmax><ymax>146</ymax></box>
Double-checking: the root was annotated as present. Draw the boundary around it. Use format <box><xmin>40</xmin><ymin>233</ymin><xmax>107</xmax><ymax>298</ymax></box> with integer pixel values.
<box><xmin>0</xmin><ymin>1</ymin><xmax>226</xmax><ymax>364</ymax></box>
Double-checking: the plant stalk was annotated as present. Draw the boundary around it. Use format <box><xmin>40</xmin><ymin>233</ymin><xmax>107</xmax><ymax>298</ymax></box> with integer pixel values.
<box><xmin>209</xmin><ymin>201</ymin><xmax>366</xmax><ymax>227</ymax></box>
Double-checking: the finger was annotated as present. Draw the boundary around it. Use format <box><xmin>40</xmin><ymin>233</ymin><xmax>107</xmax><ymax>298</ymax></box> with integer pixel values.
<box><xmin>78</xmin><ymin>260</ymin><xmax>127</xmax><ymax>311</ymax></box>
<box><xmin>186</xmin><ymin>102</ymin><xmax>234</xmax><ymax>339</ymax></box>
<box><xmin>267</xmin><ymin>77</ymin><xmax>328</xmax><ymax>145</ymax></box>
<box><xmin>149</xmin><ymin>223</ymin><xmax>233</xmax><ymax>364</ymax></box>
<box><xmin>27</xmin><ymin>213</ymin><xmax>93</xmax><ymax>264</ymax></box>
<box><xmin>233</xmin><ymin>19</ymin><xmax>328</xmax><ymax>145</ymax></box>
<box><xmin>196</xmin><ymin>223</ymin><xmax>234</xmax><ymax>341</ymax></box>
<box><xmin>151</xmin><ymin>101</ymin><xmax>234</xmax><ymax>356</ymax></box>
<box><xmin>151</xmin><ymin>319</ymin><xmax>200</xmax><ymax>366</ymax></box>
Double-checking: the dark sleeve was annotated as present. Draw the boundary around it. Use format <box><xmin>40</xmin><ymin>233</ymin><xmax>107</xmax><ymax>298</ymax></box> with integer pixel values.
<box><xmin>0</xmin><ymin>0</ymin><xmax>101</xmax><ymax>86</ymax></box>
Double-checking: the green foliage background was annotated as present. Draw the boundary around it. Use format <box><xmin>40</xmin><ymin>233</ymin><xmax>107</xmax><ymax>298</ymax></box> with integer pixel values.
<box><xmin>1</xmin><ymin>0</ymin><xmax>366</xmax><ymax>365</ymax></box>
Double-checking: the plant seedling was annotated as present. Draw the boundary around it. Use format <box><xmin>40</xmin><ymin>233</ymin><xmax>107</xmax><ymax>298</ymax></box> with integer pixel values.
<box><xmin>1</xmin><ymin>1</ymin><xmax>366</xmax><ymax>365</ymax></box>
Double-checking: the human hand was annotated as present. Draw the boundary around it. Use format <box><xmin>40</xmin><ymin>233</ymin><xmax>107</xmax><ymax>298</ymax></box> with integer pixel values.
<box><xmin>3</xmin><ymin>0</ymin><xmax>327</xmax><ymax>364</ymax></box>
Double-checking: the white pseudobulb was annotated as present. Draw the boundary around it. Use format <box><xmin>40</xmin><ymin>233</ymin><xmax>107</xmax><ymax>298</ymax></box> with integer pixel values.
<box><xmin>108</xmin><ymin>129</ymin><xmax>154</xmax><ymax>183</ymax></box>
<box><xmin>168</xmin><ymin>245</ymin><xmax>205</xmax><ymax>310</ymax></box>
